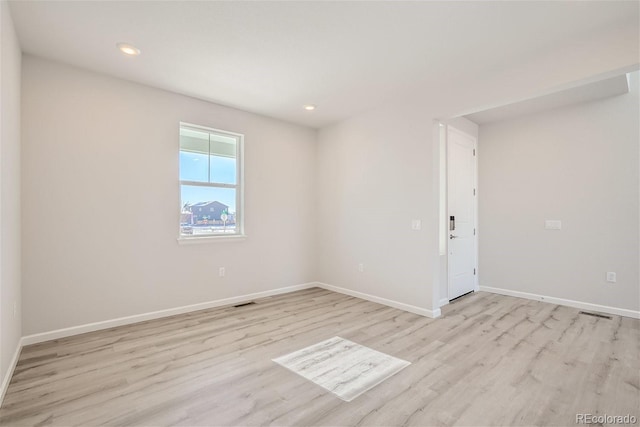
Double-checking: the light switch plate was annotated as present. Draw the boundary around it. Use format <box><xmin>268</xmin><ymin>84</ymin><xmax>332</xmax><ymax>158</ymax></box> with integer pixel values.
<box><xmin>545</xmin><ymin>220</ymin><xmax>562</xmax><ymax>230</ymax></box>
<box><xmin>411</xmin><ymin>219</ymin><xmax>422</xmax><ymax>230</ymax></box>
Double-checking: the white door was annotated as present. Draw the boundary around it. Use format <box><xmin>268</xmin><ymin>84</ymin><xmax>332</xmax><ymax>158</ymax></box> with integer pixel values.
<box><xmin>447</xmin><ymin>126</ymin><xmax>477</xmax><ymax>300</ymax></box>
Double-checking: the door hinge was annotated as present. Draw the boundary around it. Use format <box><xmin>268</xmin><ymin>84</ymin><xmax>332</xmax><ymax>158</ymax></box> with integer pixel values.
<box><xmin>473</xmin><ymin>149</ymin><xmax>476</xmax><ymax>156</ymax></box>
<box><xmin>474</xmin><ymin>268</ymin><xmax>476</xmax><ymax>275</ymax></box>
<box><xmin>473</xmin><ymin>228</ymin><xmax>476</xmax><ymax>235</ymax></box>
<box><xmin>473</xmin><ymin>188</ymin><xmax>476</xmax><ymax>196</ymax></box>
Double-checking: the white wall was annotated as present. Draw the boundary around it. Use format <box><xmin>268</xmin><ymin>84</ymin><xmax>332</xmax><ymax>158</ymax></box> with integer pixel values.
<box><xmin>316</xmin><ymin>103</ymin><xmax>439</xmax><ymax>313</ymax></box>
<box><xmin>21</xmin><ymin>56</ymin><xmax>317</xmax><ymax>335</ymax></box>
<box><xmin>0</xmin><ymin>0</ymin><xmax>22</xmax><ymax>387</ymax></box>
<box><xmin>479</xmin><ymin>72</ymin><xmax>639</xmax><ymax>312</ymax></box>
<box><xmin>315</xmin><ymin>23</ymin><xmax>637</xmax><ymax>317</ymax></box>
<box><xmin>444</xmin><ymin>117</ymin><xmax>479</xmax><ymax>141</ymax></box>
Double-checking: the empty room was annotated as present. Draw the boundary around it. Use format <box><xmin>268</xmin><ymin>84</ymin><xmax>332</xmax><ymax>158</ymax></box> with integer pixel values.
<box><xmin>0</xmin><ymin>1</ymin><xmax>638</xmax><ymax>426</ymax></box>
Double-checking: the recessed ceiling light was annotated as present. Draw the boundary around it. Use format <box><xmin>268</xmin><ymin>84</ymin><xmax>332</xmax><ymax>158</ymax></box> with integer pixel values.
<box><xmin>303</xmin><ymin>104</ymin><xmax>316</xmax><ymax>111</ymax></box>
<box><xmin>117</xmin><ymin>42</ymin><xmax>141</xmax><ymax>56</ymax></box>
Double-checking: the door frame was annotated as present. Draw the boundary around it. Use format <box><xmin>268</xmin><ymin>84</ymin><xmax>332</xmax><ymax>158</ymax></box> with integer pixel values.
<box><xmin>446</xmin><ymin>125</ymin><xmax>479</xmax><ymax>301</ymax></box>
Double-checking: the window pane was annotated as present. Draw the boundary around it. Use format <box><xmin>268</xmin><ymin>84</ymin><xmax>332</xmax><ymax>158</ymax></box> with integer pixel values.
<box><xmin>209</xmin><ymin>133</ymin><xmax>237</xmax><ymax>184</ymax></box>
<box><xmin>210</xmin><ymin>133</ymin><xmax>237</xmax><ymax>156</ymax></box>
<box><xmin>180</xmin><ymin>128</ymin><xmax>209</xmax><ymax>182</ymax></box>
<box><xmin>180</xmin><ymin>151</ymin><xmax>209</xmax><ymax>182</ymax></box>
<box><xmin>210</xmin><ymin>155</ymin><xmax>237</xmax><ymax>184</ymax></box>
<box><xmin>180</xmin><ymin>185</ymin><xmax>237</xmax><ymax>236</ymax></box>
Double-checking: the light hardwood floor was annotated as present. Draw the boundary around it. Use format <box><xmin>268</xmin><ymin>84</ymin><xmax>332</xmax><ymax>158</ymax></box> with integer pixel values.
<box><xmin>1</xmin><ymin>288</ymin><xmax>638</xmax><ymax>426</ymax></box>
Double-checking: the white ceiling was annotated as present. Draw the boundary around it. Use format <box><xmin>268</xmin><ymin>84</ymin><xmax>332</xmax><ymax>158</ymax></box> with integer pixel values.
<box><xmin>8</xmin><ymin>1</ymin><xmax>640</xmax><ymax>129</ymax></box>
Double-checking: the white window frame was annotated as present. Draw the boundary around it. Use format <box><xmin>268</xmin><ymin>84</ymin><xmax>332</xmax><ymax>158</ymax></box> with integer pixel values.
<box><xmin>178</xmin><ymin>122</ymin><xmax>245</xmax><ymax>242</ymax></box>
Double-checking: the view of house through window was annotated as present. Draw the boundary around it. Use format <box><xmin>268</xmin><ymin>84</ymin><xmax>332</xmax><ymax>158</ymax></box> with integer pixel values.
<box><xmin>179</xmin><ymin>123</ymin><xmax>242</xmax><ymax>237</ymax></box>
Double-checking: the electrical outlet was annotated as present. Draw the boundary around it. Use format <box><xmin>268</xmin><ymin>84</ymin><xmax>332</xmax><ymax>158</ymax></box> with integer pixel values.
<box><xmin>219</xmin><ymin>267</ymin><xmax>226</xmax><ymax>278</ymax></box>
<box><xmin>358</xmin><ymin>263</ymin><xmax>364</xmax><ymax>273</ymax></box>
<box><xmin>606</xmin><ymin>272</ymin><xmax>616</xmax><ymax>283</ymax></box>
<box><xmin>545</xmin><ymin>220</ymin><xmax>562</xmax><ymax>230</ymax></box>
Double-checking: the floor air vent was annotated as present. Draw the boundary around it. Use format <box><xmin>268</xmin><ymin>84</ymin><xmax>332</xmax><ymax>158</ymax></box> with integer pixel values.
<box><xmin>233</xmin><ymin>301</ymin><xmax>256</xmax><ymax>308</ymax></box>
<box><xmin>579</xmin><ymin>311</ymin><xmax>612</xmax><ymax>320</ymax></box>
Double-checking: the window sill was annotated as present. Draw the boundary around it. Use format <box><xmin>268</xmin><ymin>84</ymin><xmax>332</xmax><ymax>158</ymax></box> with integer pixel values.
<box><xmin>177</xmin><ymin>235</ymin><xmax>247</xmax><ymax>245</ymax></box>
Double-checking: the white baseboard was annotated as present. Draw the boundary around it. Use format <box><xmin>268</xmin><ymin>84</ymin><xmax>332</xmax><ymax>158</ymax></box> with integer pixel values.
<box><xmin>21</xmin><ymin>280</ymin><xmax>444</xmax><ymax>347</ymax></box>
<box><xmin>0</xmin><ymin>338</ymin><xmax>24</xmax><ymax>406</ymax></box>
<box><xmin>479</xmin><ymin>286</ymin><xmax>640</xmax><ymax>319</ymax></box>
<box><xmin>316</xmin><ymin>282</ymin><xmax>441</xmax><ymax>318</ymax></box>
<box><xmin>439</xmin><ymin>298</ymin><xmax>450</xmax><ymax>307</ymax></box>
<box><xmin>21</xmin><ymin>282</ymin><xmax>318</xmax><ymax>346</ymax></box>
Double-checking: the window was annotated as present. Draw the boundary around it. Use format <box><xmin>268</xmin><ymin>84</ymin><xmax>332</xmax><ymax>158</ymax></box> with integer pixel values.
<box><xmin>179</xmin><ymin>123</ymin><xmax>243</xmax><ymax>238</ymax></box>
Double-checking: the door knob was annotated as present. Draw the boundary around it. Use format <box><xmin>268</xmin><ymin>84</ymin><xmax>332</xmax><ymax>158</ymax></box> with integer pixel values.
<box><xmin>449</xmin><ymin>234</ymin><xmax>458</xmax><ymax>239</ymax></box>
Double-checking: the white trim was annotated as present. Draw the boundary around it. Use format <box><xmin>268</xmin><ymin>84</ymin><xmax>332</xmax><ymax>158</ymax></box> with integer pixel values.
<box><xmin>21</xmin><ymin>282</ymin><xmax>317</xmax><ymax>346</ymax></box>
<box><xmin>180</xmin><ymin>180</ymin><xmax>236</xmax><ymax>189</ymax></box>
<box><xmin>479</xmin><ymin>286</ymin><xmax>640</xmax><ymax>319</ymax></box>
<box><xmin>5</xmin><ymin>282</ymin><xmax>441</xmax><ymax>401</ymax></box>
<box><xmin>179</xmin><ymin>122</ymin><xmax>244</xmax><ymax>139</ymax></box>
<box><xmin>177</xmin><ymin>234</ymin><xmax>247</xmax><ymax>244</ymax></box>
<box><xmin>0</xmin><ymin>338</ymin><xmax>23</xmax><ymax>406</ymax></box>
<box><xmin>316</xmin><ymin>282</ymin><xmax>441</xmax><ymax>319</ymax></box>
<box><xmin>452</xmin><ymin>63</ymin><xmax>640</xmax><ymax>118</ymax></box>
<box><xmin>178</xmin><ymin>121</ymin><xmax>245</xmax><ymax>240</ymax></box>
<box><xmin>439</xmin><ymin>298</ymin><xmax>450</xmax><ymax>307</ymax></box>
<box><xmin>438</xmin><ymin>122</ymin><xmax>447</xmax><ymax>256</ymax></box>
<box><xmin>18</xmin><ymin>280</ymin><xmax>444</xmax><ymax>355</ymax></box>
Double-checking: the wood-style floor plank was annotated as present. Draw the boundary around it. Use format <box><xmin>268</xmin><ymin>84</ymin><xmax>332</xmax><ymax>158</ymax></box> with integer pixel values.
<box><xmin>0</xmin><ymin>288</ymin><xmax>637</xmax><ymax>426</ymax></box>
